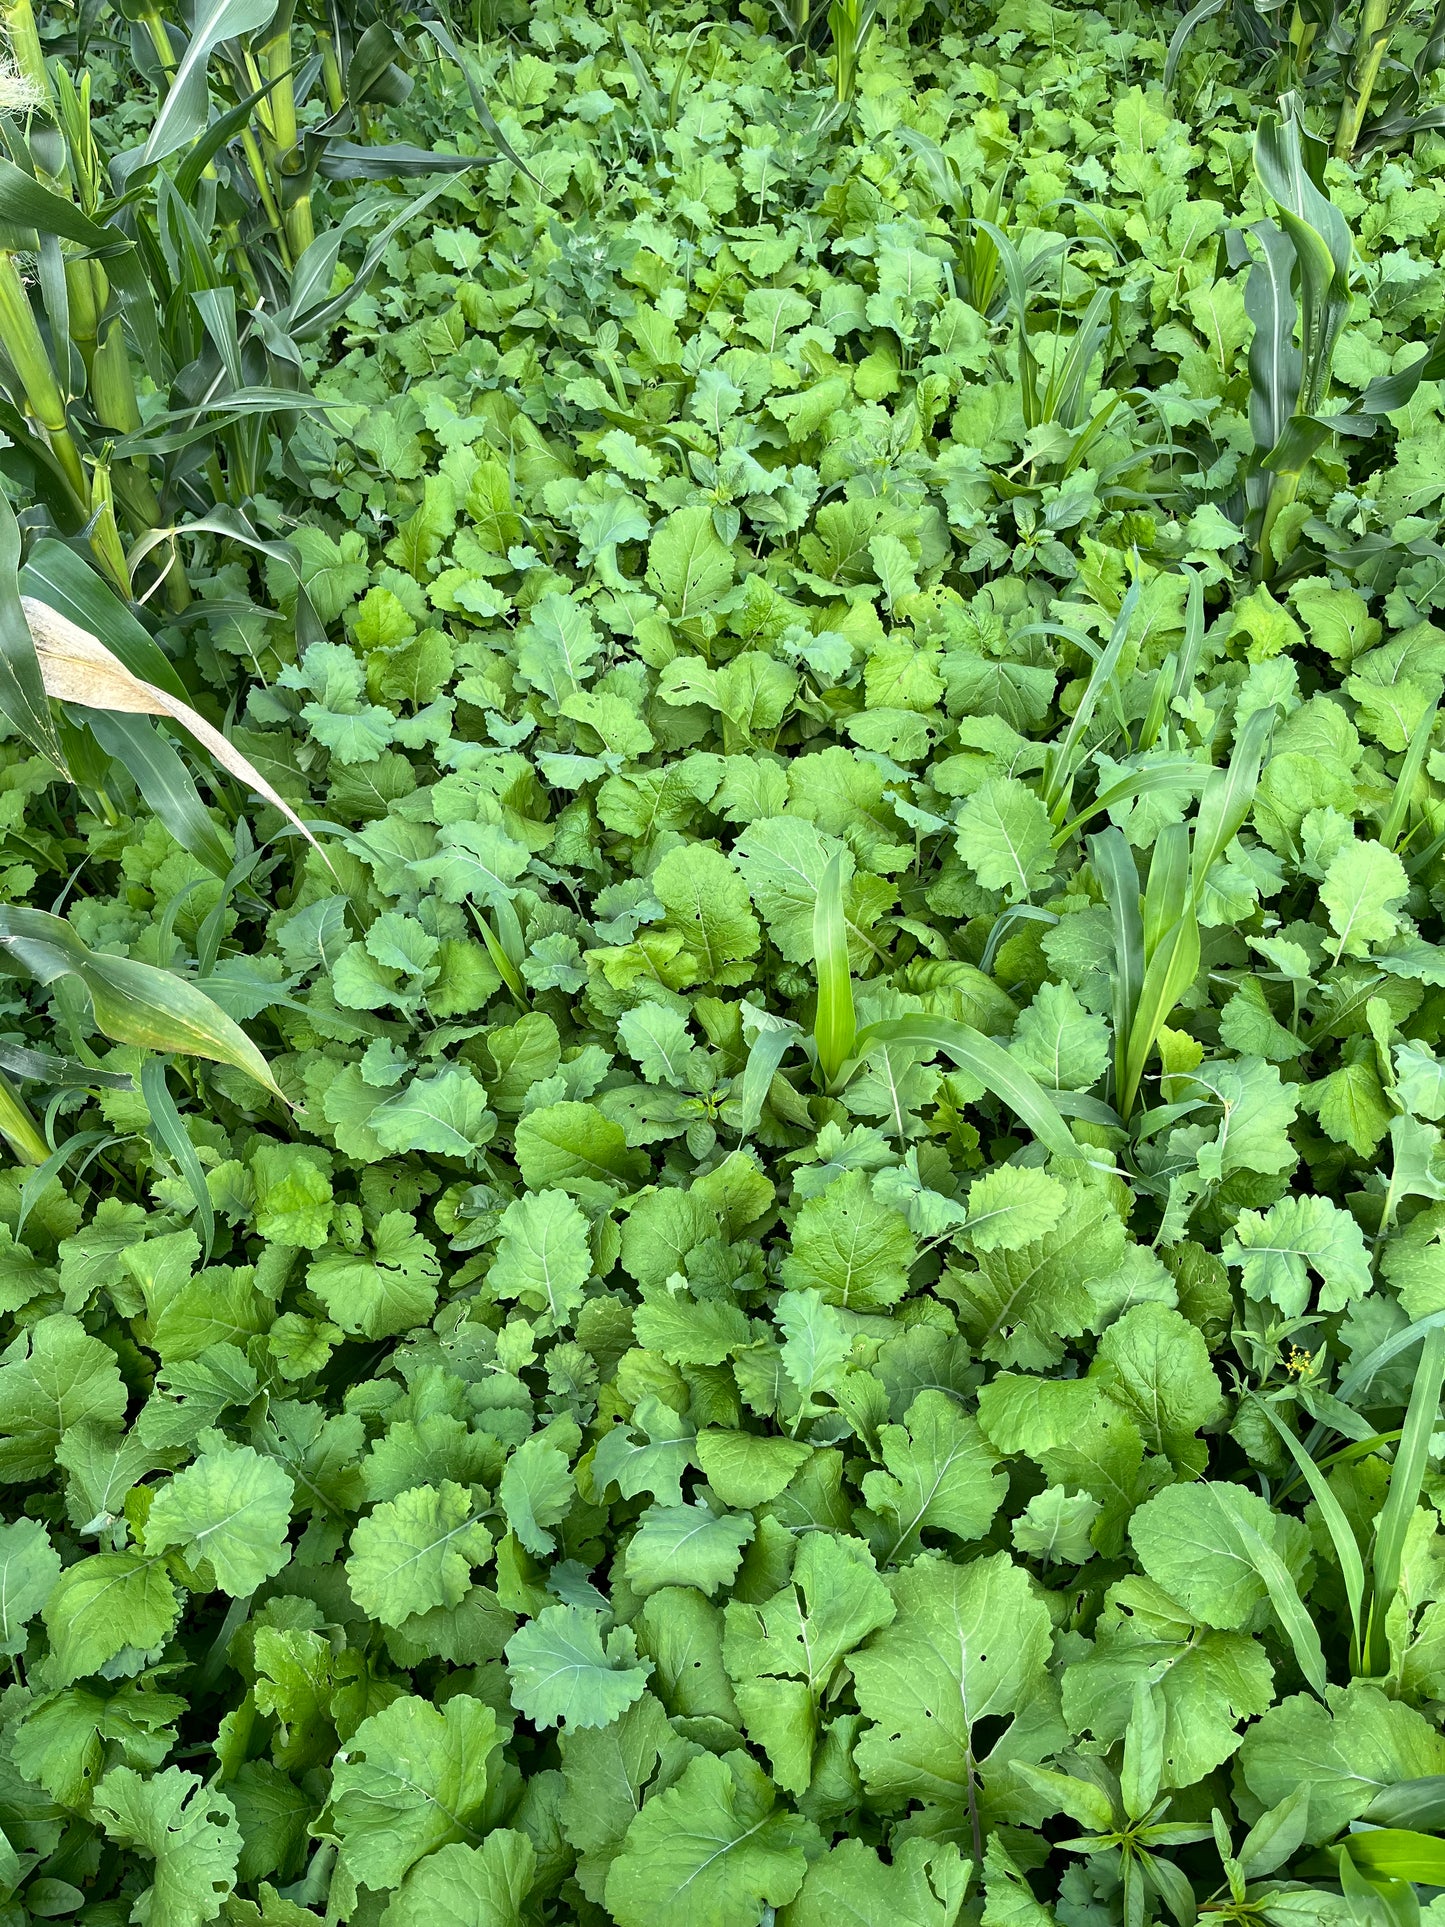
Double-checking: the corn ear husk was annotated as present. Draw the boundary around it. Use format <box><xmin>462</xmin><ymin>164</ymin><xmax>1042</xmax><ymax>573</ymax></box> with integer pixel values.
<box><xmin>90</xmin><ymin>318</ymin><xmax>142</xmax><ymax>435</ymax></box>
<box><xmin>85</xmin><ymin>459</ymin><xmax>132</xmax><ymax>598</ymax></box>
<box><xmin>64</xmin><ymin>256</ymin><xmax>104</xmax><ymax>362</ymax></box>
<box><xmin>0</xmin><ymin>252</ymin><xmax>86</xmax><ymax>503</ymax></box>
<box><xmin>0</xmin><ymin>250</ymin><xmax>65</xmax><ymax>432</ymax></box>
<box><xmin>0</xmin><ymin>0</ymin><xmax>52</xmax><ymax>111</ymax></box>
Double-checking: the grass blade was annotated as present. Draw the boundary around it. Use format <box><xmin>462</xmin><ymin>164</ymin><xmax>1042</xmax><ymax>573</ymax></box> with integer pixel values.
<box><xmin>812</xmin><ymin>850</ymin><xmax>856</xmax><ymax>1090</ymax></box>
<box><xmin>0</xmin><ymin>1067</ymin><xmax>48</xmax><ymax>1164</ymax></box>
<box><xmin>855</xmin><ymin>1015</ymin><xmax>1085</xmax><ymax>1165</ymax></box>
<box><xmin>0</xmin><ymin>1041</ymin><xmax>134</xmax><ymax>1091</ymax></box>
<box><xmin>1346</xmin><ymin>1832</ymin><xmax>1445</xmax><ymax>1885</ymax></box>
<box><xmin>143</xmin><ymin>0</ymin><xmax>281</xmax><ymax>164</ymax></box>
<box><xmin>1338</xmin><ymin>1843</ymin><xmax>1420</xmax><ymax>1927</ymax></box>
<box><xmin>0</xmin><ymin>491</ymin><xmax>64</xmax><ymax>773</ymax></box>
<box><xmin>1251</xmin><ymin>1394</ymin><xmax>1366</xmax><ymax>1668</ymax></box>
<box><xmin>735</xmin><ymin>1020</ymin><xmax>799</xmax><ymax>1135</ymax></box>
<box><xmin>20</xmin><ymin>537</ymin><xmax>190</xmax><ymax>699</ymax></box>
<box><xmin>87</xmin><ymin>712</ymin><xmax>236</xmax><ymax>880</ymax></box>
<box><xmin>312</xmin><ymin>142</ymin><xmax>483</xmax><ymax>180</ymax></box>
<box><xmin>15</xmin><ymin>1128</ymin><xmax>117</xmax><ymax>1235</ymax></box>
<box><xmin>1191</xmin><ymin>702</ymin><xmax>1276</xmax><ymax>894</ymax></box>
<box><xmin>141</xmin><ymin>1056</ymin><xmax>216</xmax><ymax>1260</ymax></box>
<box><xmin>414</xmin><ymin>13</ymin><xmax>537</xmax><ymax>182</ymax></box>
<box><xmin>1048</xmin><ymin>283</ymin><xmax>1116</xmax><ymax>430</ymax></box>
<box><xmin>1365</xmin><ymin>1324</ymin><xmax>1445</xmax><ymax>1674</ymax></box>
<box><xmin>1315</xmin><ymin>1310</ymin><xmax>1445</xmax><ymax>1447</ymax></box>
<box><xmin>1364</xmin><ymin>1780</ymin><xmax>1445</xmax><ymax>1830</ymax></box>
<box><xmin>1121</xmin><ymin>823</ymin><xmax>1199</xmax><ymax>1117</ymax></box>
<box><xmin>1245</xmin><ymin>220</ymin><xmax>1303</xmax><ymax>459</ymax></box>
<box><xmin>1215</xmin><ymin>1487</ymin><xmax>1329</xmax><ymax>1697</ymax></box>
<box><xmin>1043</xmin><ymin>578</ymin><xmax>1142</xmax><ymax>816</ymax></box>
<box><xmin>1165</xmin><ymin>0</ymin><xmax>1227</xmax><ymax>87</ymax></box>
<box><xmin>1089</xmin><ymin>827</ymin><xmax>1144</xmax><ymax>1104</ymax></box>
<box><xmin>280</xmin><ymin>175</ymin><xmax>465</xmax><ymax>341</ymax></box>
<box><xmin>980</xmin><ymin>904</ymin><xmax>1058</xmax><ymax>977</ymax></box>
<box><xmin>1381</xmin><ymin>699</ymin><xmax>1437</xmax><ymax>850</ymax></box>
<box><xmin>1173</xmin><ymin>565</ymin><xmax>1207</xmax><ymax>709</ymax></box>
<box><xmin>1054</xmin><ymin>756</ymin><xmax>1201</xmax><ymax>849</ymax></box>
<box><xmin>975</xmin><ymin>219</ymin><xmax>1041</xmax><ymax>427</ymax></box>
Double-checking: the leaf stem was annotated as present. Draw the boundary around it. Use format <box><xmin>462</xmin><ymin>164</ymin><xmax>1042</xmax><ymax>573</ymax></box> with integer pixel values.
<box><xmin>0</xmin><ymin>1070</ymin><xmax>49</xmax><ymax>1165</ymax></box>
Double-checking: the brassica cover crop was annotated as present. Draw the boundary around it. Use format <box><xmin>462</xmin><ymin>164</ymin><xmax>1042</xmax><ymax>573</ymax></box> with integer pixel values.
<box><xmin>5</xmin><ymin>0</ymin><xmax>1445</xmax><ymax>1923</ymax></box>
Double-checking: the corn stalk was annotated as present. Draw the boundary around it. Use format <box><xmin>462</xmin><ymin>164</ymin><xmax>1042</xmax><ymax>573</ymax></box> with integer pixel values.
<box><xmin>1336</xmin><ymin>0</ymin><xmax>1415</xmax><ymax>155</ymax></box>
<box><xmin>828</xmin><ymin>0</ymin><xmax>879</xmax><ymax>101</ymax></box>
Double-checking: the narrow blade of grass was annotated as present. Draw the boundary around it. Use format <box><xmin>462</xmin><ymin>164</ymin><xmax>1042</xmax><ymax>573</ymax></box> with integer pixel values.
<box><xmin>1381</xmin><ymin>699</ymin><xmax>1438</xmax><ymax>850</ymax></box>
<box><xmin>812</xmin><ymin>849</ymin><xmax>856</xmax><ymax>1090</ymax></box>
<box><xmin>1365</xmin><ymin>1323</ymin><xmax>1445</xmax><ymax>1674</ymax></box>
<box><xmin>1347</xmin><ymin>1832</ymin><xmax>1445</xmax><ymax>1884</ymax></box>
<box><xmin>1121</xmin><ymin>823</ymin><xmax>1199</xmax><ymax>1118</ymax></box>
<box><xmin>1043</xmin><ymin>578</ymin><xmax>1142</xmax><ymax>816</ymax></box>
<box><xmin>855</xmin><ymin>1015</ymin><xmax>1085</xmax><ymax>1165</ymax></box>
<box><xmin>1191</xmin><ymin>703</ymin><xmax>1276</xmax><ymax>897</ymax></box>
<box><xmin>141</xmin><ymin>1055</ymin><xmax>217</xmax><ymax>1261</ymax></box>
<box><xmin>1251</xmin><ymin>1393</ymin><xmax>1365</xmax><ymax>1670</ymax></box>
<box><xmin>1364</xmin><ymin>1780</ymin><xmax>1445</xmax><ymax>1830</ymax></box>
<box><xmin>1088</xmin><ymin>826</ymin><xmax>1144</xmax><ymax>1105</ymax></box>
<box><xmin>1216</xmin><ymin>1486</ymin><xmax>1329</xmax><ymax>1697</ymax></box>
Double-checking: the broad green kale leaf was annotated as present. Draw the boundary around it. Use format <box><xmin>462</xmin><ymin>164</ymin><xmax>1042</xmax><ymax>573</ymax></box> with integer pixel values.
<box><xmin>498</xmin><ymin>1430</ymin><xmax>576</xmax><ymax>1555</ymax></box>
<box><xmin>859</xmin><ymin>1390</ymin><xmax>1006</xmax><ymax>1561</ymax></box>
<box><xmin>1010</xmin><ymin>981</ymin><xmax>1111</xmax><ymax>1091</ymax></box>
<box><xmin>1090</xmin><ymin>1304</ymin><xmax>1223</xmax><ymax>1475</ymax></box>
<box><xmin>593</xmin><ymin>1394</ymin><xmax>696</xmax><ymax>1504</ymax></box>
<box><xmin>781</xmin><ymin>1169</ymin><xmax>919</xmax><ymax>1311</ymax></box>
<box><xmin>514</xmin><ymin>1102</ymin><xmax>647</xmax><ymax>1201</ymax></box>
<box><xmin>604</xmin><ymin>1749</ymin><xmax>813</xmax><ymax>1927</ymax></box>
<box><xmin>784</xmin><ymin>1837</ymin><xmax>970</xmax><ymax>1927</ymax></box>
<box><xmin>0</xmin><ymin>1517</ymin><xmax>59</xmax><ymax>1655</ymax></box>
<box><xmin>0</xmin><ymin>1314</ymin><xmax>127</xmax><ymax>1481</ymax></box>
<box><xmin>946</xmin><ymin>1183</ymin><xmax>1128</xmax><ymax>1368</ymax></box>
<box><xmin>346</xmin><ymin>1480</ymin><xmax>494</xmax><ymax>1623</ymax></box>
<box><xmin>322</xmin><ymin>1696</ymin><xmax>500</xmax><ymax>1890</ymax></box>
<box><xmin>1222</xmin><ymin>1194</ymin><xmax>1373</xmax><ymax>1314</ymax></box>
<box><xmin>955</xmin><ymin>776</ymin><xmax>1056</xmax><ymax>901</ymax></box>
<box><xmin>1239</xmin><ymin>1683</ymin><xmax>1445</xmax><ymax>1844</ymax></box>
<box><xmin>144</xmin><ymin>1443</ymin><xmax>294</xmax><ymax>1596</ymax></box>
<box><xmin>93</xmin><ymin>1767</ymin><xmax>240</xmax><ymax>1927</ymax></box>
<box><xmin>14</xmin><ymin>1</ymin><xmax>1445</xmax><ymax>1921</ymax></box>
<box><xmin>724</xmin><ymin>1532</ymin><xmax>896</xmax><ymax>1698</ymax></box>
<box><xmin>693</xmin><ymin>1427</ymin><xmax>810</xmax><ymax>1507</ymax></box>
<box><xmin>488</xmin><ymin>1188</ymin><xmax>594</xmax><ymax>1322</ymax></box>
<box><xmin>379</xmin><ymin>1830</ymin><xmax>536</xmax><ymax>1927</ymax></box>
<box><xmin>961</xmin><ymin>1165</ymin><xmax>1068</xmax><ymax>1253</ymax></box>
<box><xmin>506</xmin><ymin>1603</ymin><xmax>652</xmax><ymax>1730</ymax></box>
<box><xmin>44</xmin><ymin>1552</ymin><xmax>181</xmax><ymax>1685</ymax></box>
<box><xmin>1063</xmin><ymin>1577</ymin><xmax>1275</xmax><ymax>1787</ymax></box>
<box><xmin>851</xmin><ymin>1552</ymin><xmax>1053</xmax><ymax>1812</ymax></box>
<box><xmin>559</xmin><ymin>1692</ymin><xmax>696</xmax><ymax>1904</ymax></box>
<box><xmin>624</xmin><ymin>1501</ymin><xmax>755</xmax><ymax>1596</ymax></box>
<box><xmin>306</xmin><ymin>1211</ymin><xmax>442</xmax><ymax>1339</ymax></box>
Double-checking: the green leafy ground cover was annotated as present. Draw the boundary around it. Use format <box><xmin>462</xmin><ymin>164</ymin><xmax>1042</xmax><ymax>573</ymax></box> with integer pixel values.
<box><xmin>11</xmin><ymin>0</ymin><xmax>1445</xmax><ymax>1923</ymax></box>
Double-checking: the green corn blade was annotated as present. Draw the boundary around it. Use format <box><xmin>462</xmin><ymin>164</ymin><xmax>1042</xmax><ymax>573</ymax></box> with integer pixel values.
<box><xmin>0</xmin><ymin>905</ymin><xmax>284</xmax><ymax>1099</ymax></box>
<box><xmin>1121</xmin><ymin>822</ymin><xmax>1198</xmax><ymax>1118</ymax></box>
